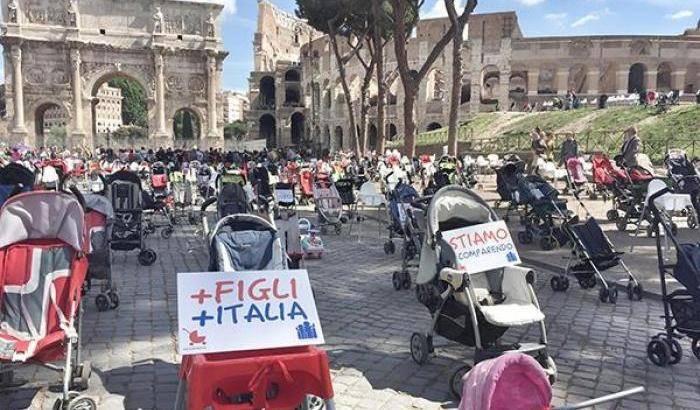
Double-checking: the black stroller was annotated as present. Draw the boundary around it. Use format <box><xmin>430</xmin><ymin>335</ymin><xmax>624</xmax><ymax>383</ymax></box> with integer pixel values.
<box><xmin>0</xmin><ymin>163</ymin><xmax>35</xmax><ymax>206</ymax></box>
<box><xmin>646</xmin><ymin>188</ymin><xmax>700</xmax><ymax>366</ymax></box>
<box><xmin>494</xmin><ymin>155</ymin><xmax>526</xmax><ymax>222</ymax></box>
<box><xmin>516</xmin><ymin>175</ymin><xmax>570</xmax><ymax>251</ymax></box>
<box><xmin>334</xmin><ymin>178</ymin><xmax>357</xmax><ymax>223</ymax></box>
<box><xmin>106</xmin><ymin>170</ymin><xmax>157</xmax><ymax>266</ymax></box>
<box><xmin>551</xmin><ymin>217</ymin><xmax>643</xmax><ymax>304</ymax></box>
<box><xmin>392</xmin><ymin>196</ymin><xmax>430</xmax><ymax>291</ymax></box>
<box><xmin>666</xmin><ymin>151</ymin><xmax>700</xmax><ymax>229</ymax></box>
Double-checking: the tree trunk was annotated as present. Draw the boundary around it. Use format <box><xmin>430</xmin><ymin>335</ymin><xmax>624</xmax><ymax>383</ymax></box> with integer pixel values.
<box><xmin>402</xmin><ymin>88</ymin><xmax>417</xmax><ymax>157</ymax></box>
<box><xmin>445</xmin><ymin>0</ymin><xmax>467</xmax><ymax>156</ymax></box>
<box><xmin>372</xmin><ymin>0</ymin><xmax>386</xmax><ymax>154</ymax></box>
<box><xmin>359</xmin><ymin>88</ymin><xmax>369</xmax><ymax>154</ymax></box>
<box><xmin>328</xmin><ymin>25</ymin><xmax>361</xmax><ymax>157</ymax></box>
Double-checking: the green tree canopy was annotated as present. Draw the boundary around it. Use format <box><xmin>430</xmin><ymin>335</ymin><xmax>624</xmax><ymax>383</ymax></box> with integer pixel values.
<box><xmin>224</xmin><ymin>120</ymin><xmax>248</xmax><ymax>140</ymax></box>
<box><xmin>108</xmin><ymin>77</ymin><xmax>148</xmax><ymax>128</ymax></box>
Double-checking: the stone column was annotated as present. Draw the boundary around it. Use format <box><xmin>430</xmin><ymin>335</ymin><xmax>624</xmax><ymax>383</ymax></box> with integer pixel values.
<box><xmin>646</xmin><ymin>70</ymin><xmax>658</xmax><ymax>91</ymax></box>
<box><xmin>206</xmin><ymin>53</ymin><xmax>219</xmax><ymax>138</ymax></box>
<box><xmin>154</xmin><ymin>51</ymin><xmax>167</xmax><ymax>136</ymax></box>
<box><xmin>498</xmin><ymin>70</ymin><xmax>511</xmax><ymax>111</ymax></box>
<box><xmin>671</xmin><ymin>70</ymin><xmax>686</xmax><ymax>91</ymax></box>
<box><xmin>527</xmin><ymin>69</ymin><xmax>539</xmax><ymax>97</ymax></box>
<box><xmin>10</xmin><ymin>45</ymin><xmax>27</xmax><ymax>135</ymax></box>
<box><xmin>616</xmin><ymin>70</ymin><xmax>629</xmax><ymax>95</ymax></box>
<box><xmin>587</xmin><ymin>68</ymin><xmax>600</xmax><ymax>95</ymax></box>
<box><xmin>468</xmin><ymin>39</ymin><xmax>482</xmax><ymax>114</ymax></box>
<box><xmin>556</xmin><ymin>68</ymin><xmax>568</xmax><ymax>96</ymax></box>
<box><xmin>70</xmin><ymin>49</ymin><xmax>86</xmax><ymax>139</ymax></box>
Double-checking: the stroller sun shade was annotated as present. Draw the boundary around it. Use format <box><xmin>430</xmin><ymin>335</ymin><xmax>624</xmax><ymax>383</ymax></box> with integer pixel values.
<box><xmin>209</xmin><ymin>214</ymin><xmax>286</xmax><ymax>272</ymax></box>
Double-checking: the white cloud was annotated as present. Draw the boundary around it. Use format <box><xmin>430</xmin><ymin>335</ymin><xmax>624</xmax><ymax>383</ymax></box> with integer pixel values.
<box><xmin>422</xmin><ymin>1</ymin><xmax>465</xmax><ymax>19</ymax></box>
<box><xmin>544</xmin><ymin>13</ymin><xmax>567</xmax><ymax>22</ymax></box>
<box><xmin>220</xmin><ymin>0</ymin><xmax>237</xmax><ymax>15</ymax></box>
<box><xmin>516</xmin><ymin>0</ymin><xmax>546</xmax><ymax>6</ymax></box>
<box><xmin>666</xmin><ymin>10</ymin><xmax>694</xmax><ymax>20</ymax></box>
<box><xmin>571</xmin><ymin>8</ymin><xmax>612</xmax><ymax>28</ymax></box>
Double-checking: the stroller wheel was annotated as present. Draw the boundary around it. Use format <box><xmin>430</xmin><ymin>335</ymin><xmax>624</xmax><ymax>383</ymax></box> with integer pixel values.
<box><xmin>95</xmin><ymin>294</ymin><xmax>110</xmax><ymax>312</ymax></box>
<box><xmin>161</xmin><ymin>227</ymin><xmax>174</xmax><ymax>239</ymax></box>
<box><xmin>606</xmin><ymin>210</ymin><xmax>619</xmax><ymax>222</ymax></box>
<box><xmin>550</xmin><ymin>276</ymin><xmax>569</xmax><ymax>292</ymax></box>
<box><xmin>607</xmin><ymin>287</ymin><xmax>618</xmax><ymax>304</ymax></box>
<box><xmin>138</xmin><ymin>249</ymin><xmax>157</xmax><ymax>266</ymax></box>
<box><xmin>108</xmin><ymin>291</ymin><xmax>120</xmax><ymax>309</ymax></box>
<box><xmin>668</xmin><ymin>338</ymin><xmax>683</xmax><ymax>365</ymax></box>
<box><xmin>647</xmin><ymin>339</ymin><xmax>671</xmax><ymax>367</ymax></box>
<box><xmin>66</xmin><ymin>395</ymin><xmax>97</xmax><ymax>410</ymax></box>
<box><xmin>646</xmin><ymin>225</ymin><xmax>655</xmax><ymax>238</ymax></box>
<box><xmin>299</xmin><ymin>395</ymin><xmax>325</xmax><ymax>410</ymax></box>
<box><xmin>598</xmin><ymin>286</ymin><xmax>609</xmax><ymax>303</ymax></box>
<box><xmin>392</xmin><ymin>272</ymin><xmax>402</xmax><ymax>291</ymax></box>
<box><xmin>410</xmin><ymin>333</ymin><xmax>430</xmax><ymax>365</ymax></box>
<box><xmin>540</xmin><ymin>236</ymin><xmax>557</xmax><ymax>251</ymax></box>
<box><xmin>334</xmin><ymin>224</ymin><xmax>343</xmax><ymax>235</ymax></box>
<box><xmin>402</xmin><ymin>274</ymin><xmax>411</xmax><ymax>290</ymax></box>
<box><xmin>616</xmin><ymin>218</ymin><xmax>628</xmax><ymax>232</ymax></box>
<box><xmin>384</xmin><ymin>241</ymin><xmax>396</xmax><ymax>255</ymax></box>
<box><xmin>671</xmin><ymin>223</ymin><xmax>679</xmax><ymax>236</ymax></box>
<box><xmin>691</xmin><ymin>338</ymin><xmax>700</xmax><ymax>360</ymax></box>
<box><xmin>627</xmin><ymin>283</ymin><xmax>643</xmax><ymax>301</ymax></box>
<box><xmin>449</xmin><ymin>364</ymin><xmax>472</xmax><ymax>399</ymax></box>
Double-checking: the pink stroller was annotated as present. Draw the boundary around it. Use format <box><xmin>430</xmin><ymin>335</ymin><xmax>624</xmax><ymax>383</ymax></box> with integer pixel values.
<box><xmin>565</xmin><ymin>157</ymin><xmax>588</xmax><ymax>197</ymax></box>
<box><xmin>459</xmin><ymin>353</ymin><xmax>644</xmax><ymax>410</ymax></box>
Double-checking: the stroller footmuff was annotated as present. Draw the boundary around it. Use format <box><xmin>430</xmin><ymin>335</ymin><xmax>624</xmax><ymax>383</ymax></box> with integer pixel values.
<box><xmin>412</xmin><ymin>186</ymin><xmax>555</xmax><ymax>399</ymax></box>
<box><xmin>0</xmin><ymin>191</ymin><xmax>96</xmax><ymax>409</ymax></box>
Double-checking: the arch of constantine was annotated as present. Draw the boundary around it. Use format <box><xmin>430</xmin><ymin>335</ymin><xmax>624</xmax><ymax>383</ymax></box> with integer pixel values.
<box><xmin>246</xmin><ymin>1</ymin><xmax>700</xmax><ymax>150</ymax></box>
<box><xmin>1</xmin><ymin>0</ymin><xmax>228</xmax><ymax>149</ymax></box>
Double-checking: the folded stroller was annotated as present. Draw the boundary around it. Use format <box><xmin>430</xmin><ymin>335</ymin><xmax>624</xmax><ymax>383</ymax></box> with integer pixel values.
<box><xmin>84</xmin><ymin>194</ymin><xmax>119</xmax><ymax>312</ymax></box>
<box><xmin>647</xmin><ymin>188</ymin><xmax>700</xmax><ymax>366</ymax></box>
<box><xmin>412</xmin><ymin>186</ymin><xmax>556</xmax><ymax>398</ymax></box>
<box><xmin>334</xmin><ymin>178</ymin><xmax>356</xmax><ymax>223</ymax></box>
<box><xmin>551</xmin><ymin>217</ymin><xmax>642</xmax><ymax>303</ymax></box>
<box><xmin>106</xmin><ymin>170</ymin><xmax>157</xmax><ymax>266</ymax></box>
<box><xmin>313</xmin><ymin>179</ymin><xmax>343</xmax><ymax>235</ymax></box>
<box><xmin>383</xmin><ymin>182</ymin><xmax>419</xmax><ymax>255</ymax></box>
<box><xmin>0</xmin><ymin>191</ymin><xmax>96</xmax><ymax>409</ymax></box>
<box><xmin>392</xmin><ymin>196</ymin><xmax>430</xmax><ymax>292</ymax></box>
<box><xmin>458</xmin><ymin>353</ymin><xmax>644</xmax><ymax>409</ymax></box>
<box><xmin>0</xmin><ymin>163</ymin><xmax>35</xmax><ymax>206</ymax></box>
<box><xmin>176</xmin><ymin>213</ymin><xmax>335</xmax><ymax>410</ymax></box>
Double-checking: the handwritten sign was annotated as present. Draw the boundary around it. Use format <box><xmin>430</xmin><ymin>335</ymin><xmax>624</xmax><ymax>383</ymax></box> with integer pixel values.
<box><xmin>275</xmin><ymin>188</ymin><xmax>295</xmax><ymax>204</ymax></box>
<box><xmin>177</xmin><ymin>269</ymin><xmax>324</xmax><ymax>355</ymax></box>
<box><xmin>441</xmin><ymin>221</ymin><xmax>521</xmax><ymax>274</ymax></box>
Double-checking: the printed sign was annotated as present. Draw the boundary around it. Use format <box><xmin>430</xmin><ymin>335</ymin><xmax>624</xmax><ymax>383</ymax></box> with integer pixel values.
<box><xmin>177</xmin><ymin>269</ymin><xmax>324</xmax><ymax>355</ymax></box>
<box><xmin>275</xmin><ymin>188</ymin><xmax>295</xmax><ymax>204</ymax></box>
<box><xmin>441</xmin><ymin>221</ymin><xmax>521</xmax><ymax>274</ymax></box>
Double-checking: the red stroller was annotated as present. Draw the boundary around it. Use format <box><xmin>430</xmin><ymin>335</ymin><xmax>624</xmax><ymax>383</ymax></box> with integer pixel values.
<box><xmin>299</xmin><ymin>168</ymin><xmax>314</xmax><ymax>205</ymax></box>
<box><xmin>0</xmin><ymin>191</ymin><xmax>95</xmax><ymax>409</ymax></box>
<box><xmin>591</xmin><ymin>153</ymin><xmax>626</xmax><ymax>202</ymax></box>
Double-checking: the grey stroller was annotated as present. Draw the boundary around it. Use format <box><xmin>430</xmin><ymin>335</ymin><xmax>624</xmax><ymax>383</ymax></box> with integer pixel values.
<box><xmin>84</xmin><ymin>194</ymin><xmax>119</xmax><ymax>311</ymax></box>
<box><xmin>411</xmin><ymin>185</ymin><xmax>556</xmax><ymax>398</ymax></box>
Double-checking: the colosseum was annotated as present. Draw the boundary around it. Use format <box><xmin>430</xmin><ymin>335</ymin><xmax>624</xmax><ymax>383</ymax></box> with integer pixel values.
<box><xmin>245</xmin><ymin>0</ymin><xmax>700</xmax><ymax>151</ymax></box>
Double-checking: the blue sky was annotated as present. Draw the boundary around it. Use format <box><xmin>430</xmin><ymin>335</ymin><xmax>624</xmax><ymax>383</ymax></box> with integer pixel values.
<box><xmin>2</xmin><ymin>0</ymin><xmax>698</xmax><ymax>92</ymax></box>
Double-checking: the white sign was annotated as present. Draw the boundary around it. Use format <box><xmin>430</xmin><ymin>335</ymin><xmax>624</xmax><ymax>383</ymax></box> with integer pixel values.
<box><xmin>275</xmin><ymin>188</ymin><xmax>295</xmax><ymax>205</ymax></box>
<box><xmin>441</xmin><ymin>221</ymin><xmax>521</xmax><ymax>274</ymax></box>
<box><xmin>177</xmin><ymin>269</ymin><xmax>325</xmax><ymax>355</ymax></box>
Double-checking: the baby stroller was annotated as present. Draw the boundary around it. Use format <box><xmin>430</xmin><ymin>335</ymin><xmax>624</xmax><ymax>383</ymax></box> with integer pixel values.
<box><xmin>609</xmin><ymin>167</ymin><xmax>652</xmax><ymax>233</ymax></box>
<box><xmin>334</xmin><ymin>178</ymin><xmax>357</xmax><ymax>223</ymax></box>
<box><xmin>392</xmin><ymin>196</ymin><xmax>430</xmax><ymax>291</ymax></box>
<box><xmin>313</xmin><ymin>179</ymin><xmax>343</xmax><ymax>235</ymax></box>
<box><xmin>591</xmin><ymin>153</ymin><xmax>624</xmax><ymax>204</ymax></box>
<box><xmin>196</xmin><ymin>164</ymin><xmax>214</xmax><ymax>199</ymax></box>
<box><xmin>383</xmin><ymin>182</ymin><xmax>419</xmax><ymax>255</ymax></box>
<box><xmin>299</xmin><ymin>168</ymin><xmax>314</xmax><ymax>205</ymax></box>
<box><xmin>141</xmin><ymin>187</ymin><xmax>175</xmax><ymax>240</ymax></box>
<box><xmin>150</xmin><ymin>161</ymin><xmax>169</xmax><ymax>200</ymax></box>
<box><xmin>0</xmin><ymin>163</ymin><xmax>35</xmax><ymax>206</ymax></box>
<box><xmin>176</xmin><ymin>212</ymin><xmax>335</xmax><ymax>410</ymax></box>
<box><xmin>565</xmin><ymin>157</ymin><xmax>588</xmax><ymax>196</ymax></box>
<box><xmin>106</xmin><ymin>170</ymin><xmax>157</xmax><ymax>266</ymax></box>
<box><xmin>424</xmin><ymin>156</ymin><xmax>458</xmax><ymax>196</ymax></box>
<box><xmin>494</xmin><ymin>155</ymin><xmax>526</xmax><ymax>222</ymax></box>
<box><xmin>0</xmin><ymin>191</ymin><xmax>96</xmax><ymax>409</ymax></box>
<box><xmin>458</xmin><ymin>353</ymin><xmax>644</xmax><ymax>408</ymax></box>
<box><xmin>275</xmin><ymin>182</ymin><xmax>303</xmax><ymax>267</ymax></box>
<box><xmin>646</xmin><ymin>187</ymin><xmax>700</xmax><ymax>366</ymax></box>
<box><xmin>84</xmin><ymin>193</ymin><xmax>119</xmax><ymax>312</ymax></box>
<box><xmin>516</xmin><ymin>175</ymin><xmax>570</xmax><ymax>251</ymax></box>
<box><xmin>666</xmin><ymin>151</ymin><xmax>700</xmax><ymax>229</ymax></box>
<box><xmin>216</xmin><ymin>171</ymin><xmax>250</xmax><ymax>219</ymax></box>
<box><xmin>412</xmin><ymin>186</ymin><xmax>556</xmax><ymax>398</ymax></box>
<box><xmin>551</xmin><ymin>216</ymin><xmax>643</xmax><ymax>304</ymax></box>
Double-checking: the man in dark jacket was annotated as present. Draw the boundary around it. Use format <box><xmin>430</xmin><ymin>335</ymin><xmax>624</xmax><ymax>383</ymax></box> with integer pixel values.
<box><xmin>559</xmin><ymin>134</ymin><xmax>579</xmax><ymax>166</ymax></box>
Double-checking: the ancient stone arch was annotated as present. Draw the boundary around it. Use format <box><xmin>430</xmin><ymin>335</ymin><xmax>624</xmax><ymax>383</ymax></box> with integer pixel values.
<box><xmin>1</xmin><ymin>0</ymin><xmax>227</xmax><ymax>149</ymax></box>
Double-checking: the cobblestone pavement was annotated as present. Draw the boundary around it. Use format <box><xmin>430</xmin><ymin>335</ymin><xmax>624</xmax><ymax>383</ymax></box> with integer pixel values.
<box><xmin>2</xmin><ymin>214</ymin><xmax>700</xmax><ymax>409</ymax></box>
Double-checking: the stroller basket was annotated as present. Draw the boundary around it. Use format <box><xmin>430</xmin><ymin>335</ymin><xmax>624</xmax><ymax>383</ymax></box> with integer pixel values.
<box><xmin>436</xmin><ymin>298</ymin><xmax>508</xmax><ymax>347</ymax></box>
<box><xmin>667</xmin><ymin>290</ymin><xmax>700</xmax><ymax>336</ymax></box>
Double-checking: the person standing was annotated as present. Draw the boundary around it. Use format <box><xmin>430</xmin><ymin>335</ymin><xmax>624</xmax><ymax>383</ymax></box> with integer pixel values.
<box><xmin>559</xmin><ymin>133</ymin><xmax>579</xmax><ymax>166</ymax></box>
<box><xmin>530</xmin><ymin>127</ymin><xmax>547</xmax><ymax>173</ymax></box>
<box><xmin>619</xmin><ymin>126</ymin><xmax>641</xmax><ymax>168</ymax></box>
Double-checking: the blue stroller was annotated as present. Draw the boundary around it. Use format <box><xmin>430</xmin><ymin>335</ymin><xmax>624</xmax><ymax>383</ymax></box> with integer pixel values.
<box><xmin>383</xmin><ymin>182</ymin><xmax>418</xmax><ymax>255</ymax></box>
<box><xmin>516</xmin><ymin>175</ymin><xmax>571</xmax><ymax>250</ymax></box>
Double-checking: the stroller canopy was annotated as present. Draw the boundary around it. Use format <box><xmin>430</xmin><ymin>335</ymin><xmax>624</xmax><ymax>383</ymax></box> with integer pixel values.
<box><xmin>209</xmin><ymin>214</ymin><xmax>286</xmax><ymax>272</ymax></box>
<box><xmin>459</xmin><ymin>353</ymin><xmax>551</xmax><ymax>410</ymax></box>
<box><xmin>0</xmin><ymin>191</ymin><xmax>85</xmax><ymax>251</ymax></box>
<box><xmin>418</xmin><ymin>186</ymin><xmax>498</xmax><ymax>285</ymax></box>
<box><xmin>84</xmin><ymin>193</ymin><xmax>115</xmax><ymax>219</ymax></box>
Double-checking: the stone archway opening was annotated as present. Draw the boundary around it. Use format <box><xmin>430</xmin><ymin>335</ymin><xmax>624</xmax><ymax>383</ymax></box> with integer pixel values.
<box><xmin>509</xmin><ymin>72</ymin><xmax>527</xmax><ymax>100</ymax></box>
<box><xmin>657</xmin><ymin>62</ymin><xmax>672</xmax><ymax>92</ymax></box>
<box><xmin>285</xmin><ymin>86</ymin><xmax>301</xmax><ymax>106</ymax></box>
<box><xmin>686</xmin><ymin>63</ymin><xmax>700</xmax><ymax>94</ymax></box>
<box><xmin>173</xmin><ymin>108</ymin><xmax>201</xmax><ymax>140</ymax></box>
<box><xmin>90</xmin><ymin>73</ymin><xmax>148</xmax><ymax>146</ymax></box>
<box><xmin>285</xmin><ymin>69</ymin><xmax>301</xmax><ymax>82</ymax></box>
<box><xmin>260</xmin><ymin>114</ymin><xmax>276</xmax><ymax>148</ymax></box>
<box><xmin>426</xmin><ymin>122</ymin><xmax>442</xmax><ymax>132</ymax></box>
<box><xmin>628</xmin><ymin>63</ymin><xmax>647</xmax><ymax>94</ymax></box>
<box><xmin>368</xmin><ymin>124</ymin><xmax>378</xmax><ymax>151</ymax></box>
<box><xmin>323</xmin><ymin>126</ymin><xmax>331</xmax><ymax>148</ymax></box>
<box><xmin>335</xmin><ymin>126</ymin><xmax>344</xmax><ymax>150</ymax></box>
<box><xmin>35</xmin><ymin>102</ymin><xmax>68</xmax><ymax>148</ymax></box>
<box><xmin>259</xmin><ymin>76</ymin><xmax>276</xmax><ymax>108</ymax></box>
<box><xmin>387</xmin><ymin>123</ymin><xmax>398</xmax><ymax>141</ymax></box>
<box><xmin>482</xmin><ymin>66</ymin><xmax>500</xmax><ymax>103</ymax></box>
<box><xmin>291</xmin><ymin>112</ymin><xmax>305</xmax><ymax>147</ymax></box>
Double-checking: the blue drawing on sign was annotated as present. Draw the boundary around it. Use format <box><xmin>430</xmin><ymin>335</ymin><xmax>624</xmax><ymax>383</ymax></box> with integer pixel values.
<box><xmin>296</xmin><ymin>321</ymin><xmax>318</xmax><ymax>340</ymax></box>
<box><xmin>506</xmin><ymin>251</ymin><xmax>518</xmax><ymax>263</ymax></box>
